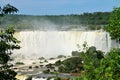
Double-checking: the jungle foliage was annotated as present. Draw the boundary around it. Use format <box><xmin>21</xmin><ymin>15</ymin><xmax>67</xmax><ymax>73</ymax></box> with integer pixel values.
<box><xmin>105</xmin><ymin>7</ymin><xmax>120</xmax><ymax>42</ymax></box>
<box><xmin>77</xmin><ymin>48</ymin><xmax>120</xmax><ymax>80</ymax></box>
<box><xmin>0</xmin><ymin>27</ymin><xmax>20</xmax><ymax>80</ymax></box>
<box><xmin>0</xmin><ymin>12</ymin><xmax>111</xmax><ymax>30</ymax></box>
<box><xmin>58</xmin><ymin>57</ymin><xmax>83</xmax><ymax>73</ymax></box>
<box><xmin>0</xmin><ymin>4</ymin><xmax>20</xmax><ymax>80</ymax></box>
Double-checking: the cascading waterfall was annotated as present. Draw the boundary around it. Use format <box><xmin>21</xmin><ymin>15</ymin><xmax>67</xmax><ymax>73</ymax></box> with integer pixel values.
<box><xmin>13</xmin><ymin>30</ymin><xmax>117</xmax><ymax>59</ymax></box>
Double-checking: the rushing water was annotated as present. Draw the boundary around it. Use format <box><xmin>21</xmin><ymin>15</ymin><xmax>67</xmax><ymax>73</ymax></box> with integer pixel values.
<box><xmin>13</xmin><ymin>30</ymin><xmax>118</xmax><ymax>59</ymax></box>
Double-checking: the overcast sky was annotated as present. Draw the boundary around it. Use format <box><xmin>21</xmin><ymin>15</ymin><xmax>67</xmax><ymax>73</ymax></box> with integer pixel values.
<box><xmin>1</xmin><ymin>0</ymin><xmax>120</xmax><ymax>15</ymax></box>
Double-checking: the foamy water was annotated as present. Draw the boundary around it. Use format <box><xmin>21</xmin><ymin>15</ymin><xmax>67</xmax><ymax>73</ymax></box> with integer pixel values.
<box><xmin>13</xmin><ymin>30</ymin><xmax>118</xmax><ymax>59</ymax></box>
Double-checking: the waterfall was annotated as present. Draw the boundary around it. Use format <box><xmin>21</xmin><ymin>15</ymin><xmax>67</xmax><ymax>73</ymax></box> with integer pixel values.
<box><xmin>13</xmin><ymin>30</ymin><xmax>117</xmax><ymax>59</ymax></box>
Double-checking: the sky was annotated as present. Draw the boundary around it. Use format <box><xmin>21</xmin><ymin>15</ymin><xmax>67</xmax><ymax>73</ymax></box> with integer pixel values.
<box><xmin>1</xmin><ymin>0</ymin><xmax>120</xmax><ymax>15</ymax></box>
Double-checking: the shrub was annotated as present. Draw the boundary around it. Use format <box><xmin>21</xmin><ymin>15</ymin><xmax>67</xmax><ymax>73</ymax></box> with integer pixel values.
<box><xmin>15</xmin><ymin>62</ymin><xmax>24</xmax><ymax>65</ymax></box>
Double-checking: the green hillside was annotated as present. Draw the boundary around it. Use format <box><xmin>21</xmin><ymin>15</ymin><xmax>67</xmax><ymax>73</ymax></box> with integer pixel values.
<box><xmin>0</xmin><ymin>12</ymin><xmax>111</xmax><ymax>30</ymax></box>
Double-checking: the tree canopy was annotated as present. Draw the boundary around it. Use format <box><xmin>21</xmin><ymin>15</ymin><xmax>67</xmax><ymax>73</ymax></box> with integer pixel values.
<box><xmin>0</xmin><ymin>3</ymin><xmax>19</xmax><ymax>80</ymax></box>
<box><xmin>0</xmin><ymin>4</ymin><xmax>18</xmax><ymax>16</ymax></box>
<box><xmin>0</xmin><ymin>12</ymin><xmax>111</xmax><ymax>30</ymax></box>
<box><xmin>105</xmin><ymin>7</ymin><xmax>120</xmax><ymax>42</ymax></box>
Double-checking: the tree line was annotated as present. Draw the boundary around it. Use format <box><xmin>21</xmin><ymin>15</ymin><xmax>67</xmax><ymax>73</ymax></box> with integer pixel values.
<box><xmin>0</xmin><ymin>12</ymin><xmax>111</xmax><ymax>30</ymax></box>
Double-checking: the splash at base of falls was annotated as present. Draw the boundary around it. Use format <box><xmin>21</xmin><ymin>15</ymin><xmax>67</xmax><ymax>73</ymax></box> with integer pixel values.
<box><xmin>13</xmin><ymin>30</ymin><xmax>118</xmax><ymax>59</ymax></box>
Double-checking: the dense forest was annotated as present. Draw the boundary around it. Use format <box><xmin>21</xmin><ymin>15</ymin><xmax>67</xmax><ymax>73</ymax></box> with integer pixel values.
<box><xmin>0</xmin><ymin>12</ymin><xmax>111</xmax><ymax>30</ymax></box>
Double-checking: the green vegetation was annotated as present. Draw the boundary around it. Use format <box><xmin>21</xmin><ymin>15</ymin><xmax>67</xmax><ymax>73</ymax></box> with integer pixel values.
<box><xmin>47</xmin><ymin>77</ymin><xmax>53</xmax><ymax>80</ymax></box>
<box><xmin>57</xmin><ymin>57</ymin><xmax>83</xmax><ymax>73</ymax></box>
<box><xmin>47</xmin><ymin>76</ymin><xmax>61</xmax><ymax>80</ymax></box>
<box><xmin>0</xmin><ymin>12</ymin><xmax>111</xmax><ymax>30</ymax></box>
<box><xmin>0</xmin><ymin>4</ymin><xmax>18</xmax><ymax>16</ymax></box>
<box><xmin>44</xmin><ymin>60</ymin><xmax>48</xmax><ymax>63</ymax></box>
<box><xmin>55</xmin><ymin>60</ymin><xmax>62</xmax><ymax>66</ymax></box>
<box><xmin>57</xmin><ymin>55</ymin><xmax>66</xmax><ymax>58</ymax></box>
<box><xmin>43</xmin><ymin>69</ymin><xmax>50</xmax><ymax>74</ymax></box>
<box><xmin>71</xmin><ymin>51</ymin><xmax>80</xmax><ymax>56</ymax></box>
<box><xmin>77</xmin><ymin>48</ymin><xmax>120</xmax><ymax>80</ymax></box>
<box><xmin>0</xmin><ymin>3</ymin><xmax>19</xmax><ymax>80</ymax></box>
<box><xmin>15</xmin><ymin>62</ymin><xmax>24</xmax><ymax>65</ymax></box>
<box><xmin>38</xmin><ymin>57</ymin><xmax>45</xmax><ymax>60</ymax></box>
<box><xmin>105</xmin><ymin>7</ymin><xmax>120</xmax><ymax>42</ymax></box>
<box><xmin>0</xmin><ymin>27</ymin><xmax>20</xmax><ymax>80</ymax></box>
